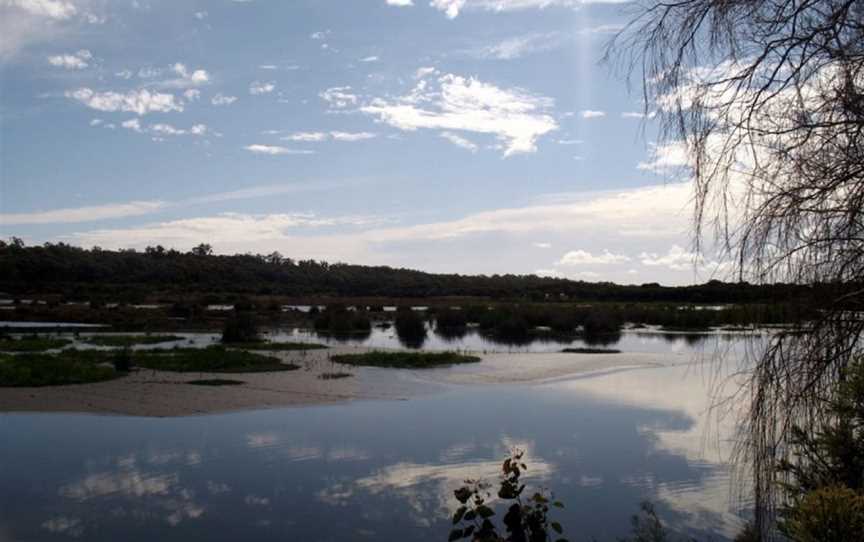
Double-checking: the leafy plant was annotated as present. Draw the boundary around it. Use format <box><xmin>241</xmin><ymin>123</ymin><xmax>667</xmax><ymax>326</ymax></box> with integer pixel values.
<box><xmin>449</xmin><ymin>450</ymin><xmax>568</xmax><ymax>542</ymax></box>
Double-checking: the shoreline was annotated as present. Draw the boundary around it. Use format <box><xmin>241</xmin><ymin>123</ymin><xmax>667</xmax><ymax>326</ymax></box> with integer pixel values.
<box><xmin>0</xmin><ymin>349</ymin><xmax>671</xmax><ymax>418</ymax></box>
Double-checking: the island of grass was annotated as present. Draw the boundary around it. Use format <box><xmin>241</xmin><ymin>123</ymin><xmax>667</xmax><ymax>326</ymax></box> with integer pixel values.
<box><xmin>83</xmin><ymin>334</ymin><xmax>184</xmax><ymax>347</ymax></box>
<box><xmin>224</xmin><ymin>341</ymin><xmax>328</xmax><ymax>351</ymax></box>
<box><xmin>561</xmin><ymin>347</ymin><xmax>622</xmax><ymax>354</ymax></box>
<box><xmin>331</xmin><ymin>351</ymin><xmax>481</xmax><ymax>368</ymax></box>
<box><xmin>0</xmin><ymin>336</ymin><xmax>73</xmax><ymax>352</ymax></box>
<box><xmin>0</xmin><ymin>351</ymin><xmax>120</xmax><ymax>387</ymax></box>
<box><xmin>135</xmin><ymin>346</ymin><xmax>300</xmax><ymax>373</ymax></box>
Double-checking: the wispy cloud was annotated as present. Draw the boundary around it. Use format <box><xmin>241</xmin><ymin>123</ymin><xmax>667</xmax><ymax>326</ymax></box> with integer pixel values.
<box><xmin>244</xmin><ymin>144</ymin><xmax>314</xmax><ymax>155</ymax></box>
<box><xmin>47</xmin><ymin>49</ymin><xmax>91</xmax><ymax>69</ymax></box>
<box><xmin>557</xmin><ymin>249</ymin><xmax>630</xmax><ymax>265</ymax></box>
<box><xmin>430</xmin><ymin>0</ymin><xmax>630</xmax><ymax>19</ymax></box>
<box><xmin>319</xmin><ymin>86</ymin><xmax>358</xmax><ymax>109</ymax></box>
<box><xmin>580</xmin><ymin>110</ymin><xmax>606</xmax><ymax>119</ymax></box>
<box><xmin>65</xmin><ymin>88</ymin><xmax>183</xmax><ymax>115</ymax></box>
<box><xmin>211</xmin><ymin>93</ymin><xmax>238</xmax><ymax>106</ymax></box>
<box><xmin>1</xmin><ymin>201</ymin><xmax>166</xmax><ymax>225</ymax></box>
<box><xmin>439</xmin><ymin>131</ymin><xmax>478</xmax><ymax>152</ymax></box>
<box><xmin>475</xmin><ymin>33</ymin><xmax>562</xmax><ymax>60</ymax></box>
<box><xmin>249</xmin><ymin>81</ymin><xmax>275</xmax><ymax>95</ymax></box>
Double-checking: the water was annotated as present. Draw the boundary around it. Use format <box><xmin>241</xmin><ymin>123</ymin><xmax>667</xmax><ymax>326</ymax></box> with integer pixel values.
<box><xmin>0</xmin><ymin>359</ymin><xmax>751</xmax><ymax>541</ymax></box>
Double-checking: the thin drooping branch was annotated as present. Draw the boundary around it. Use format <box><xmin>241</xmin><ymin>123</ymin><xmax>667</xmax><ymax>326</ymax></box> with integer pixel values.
<box><xmin>610</xmin><ymin>0</ymin><xmax>864</xmax><ymax>536</ymax></box>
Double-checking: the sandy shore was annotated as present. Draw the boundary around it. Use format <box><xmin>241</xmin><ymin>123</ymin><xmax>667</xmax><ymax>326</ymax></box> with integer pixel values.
<box><xmin>0</xmin><ymin>348</ymin><xmax>675</xmax><ymax>417</ymax></box>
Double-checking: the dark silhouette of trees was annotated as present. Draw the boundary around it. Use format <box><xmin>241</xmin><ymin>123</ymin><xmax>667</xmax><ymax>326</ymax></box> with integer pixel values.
<box><xmin>612</xmin><ymin>0</ymin><xmax>864</xmax><ymax>535</ymax></box>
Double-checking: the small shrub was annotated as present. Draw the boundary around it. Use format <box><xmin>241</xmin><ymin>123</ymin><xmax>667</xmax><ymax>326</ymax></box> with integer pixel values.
<box><xmin>222</xmin><ymin>312</ymin><xmax>259</xmax><ymax>343</ymax></box>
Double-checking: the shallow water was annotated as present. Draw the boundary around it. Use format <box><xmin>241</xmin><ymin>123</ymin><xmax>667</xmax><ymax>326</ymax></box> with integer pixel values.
<box><xmin>0</xmin><ymin>359</ymin><xmax>751</xmax><ymax>541</ymax></box>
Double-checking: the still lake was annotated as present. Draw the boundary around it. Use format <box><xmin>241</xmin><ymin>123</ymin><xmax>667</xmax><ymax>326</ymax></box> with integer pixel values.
<box><xmin>0</xmin><ymin>332</ymin><xmax>756</xmax><ymax>541</ymax></box>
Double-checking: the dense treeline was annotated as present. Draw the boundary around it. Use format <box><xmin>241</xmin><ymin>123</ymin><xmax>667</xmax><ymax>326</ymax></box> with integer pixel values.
<box><xmin>0</xmin><ymin>240</ymin><xmax>824</xmax><ymax>303</ymax></box>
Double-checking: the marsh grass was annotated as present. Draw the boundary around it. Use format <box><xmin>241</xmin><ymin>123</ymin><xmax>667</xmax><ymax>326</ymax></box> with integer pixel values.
<box><xmin>83</xmin><ymin>334</ymin><xmax>183</xmax><ymax>347</ymax></box>
<box><xmin>135</xmin><ymin>346</ymin><xmax>299</xmax><ymax>373</ymax></box>
<box><xmin>0</xmin><ymin>352</ymin><xmax>118</xmax><ymax>386</ymax></box>
<box><xmin>0</xmin><ymin>336</ymin><xmax>72</xmax><ymax>352</ymax></box>
<box><xmin>331</xmin><ymin>351</ymin><xmax>480</xmax><ymax>368</ymax></box>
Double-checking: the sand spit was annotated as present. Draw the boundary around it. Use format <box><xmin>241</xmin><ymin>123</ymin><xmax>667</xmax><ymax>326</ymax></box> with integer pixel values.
<box><xmin>0</xmin><ymin>348</ymin><xmax>674</xmax><ymax>417</ymax></box>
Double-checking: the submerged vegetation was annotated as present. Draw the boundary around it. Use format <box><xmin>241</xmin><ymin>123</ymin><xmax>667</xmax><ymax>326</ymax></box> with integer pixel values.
<box><xmin>332</xmin><ymin>351</ymin><xmax>480</xmax><ymax>368</ymax></box>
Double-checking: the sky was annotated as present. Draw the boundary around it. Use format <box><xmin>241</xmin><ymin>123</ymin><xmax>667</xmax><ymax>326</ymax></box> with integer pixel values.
<box><xmin>0</xmin><ymin>0</ymin><xmax>725</xmax><ymax>285</ymax></box>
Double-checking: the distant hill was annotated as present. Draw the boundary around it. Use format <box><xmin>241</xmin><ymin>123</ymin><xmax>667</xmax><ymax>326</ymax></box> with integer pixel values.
<box><xmin>0</xmin><ymin>240</ymin><xmax>814</xmax><ymax>303</ymax></box>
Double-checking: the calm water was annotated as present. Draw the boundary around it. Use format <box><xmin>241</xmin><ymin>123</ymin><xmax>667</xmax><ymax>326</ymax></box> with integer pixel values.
<box><xmin>0</xmin><ymin>356</ymin><xmax>753</xmax><ymax>541</ymax></box>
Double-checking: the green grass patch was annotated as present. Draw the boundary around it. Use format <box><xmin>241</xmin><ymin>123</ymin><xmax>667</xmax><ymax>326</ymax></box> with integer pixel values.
<box><xmin>318</xmin><ymin>372</ymin><xmax>353</xmax><ymax>380</ymax></box>
<box><xmin>561</xmin><ymin>348</ymin><xmax>621</xmax><ymax>354</ymax></box>
<box><xmin>187</xmin><ymin>378</ymin><xmax>245</xmax><ymax>386</ymax></box>
<box><xmin>0</xmin><ymin>336</ymin><xmax>72</xmax><ymax>352</ymax></box>
<box><xmin>0</xmin><ymin>352</ymin><xmax>118</xmax><ymax>386</ymax></box>
<box><xmin>135</xmin><ymin>346</ymin><xmax>300</xmax><ymax>373</ymax></box>
<box><xmin>225</xmin><ymin>341</ymin><xmax>328</xmax><ymax>351</ymax></box>
<box><xmin>83</xmin><ymin>334</ymin><xmax>183</xmax><ymax>347</ymax></box>
<box><xmin>331</xmin><ymin>351</ymin><xmax>481</xmax><ymax>368</ymax></box>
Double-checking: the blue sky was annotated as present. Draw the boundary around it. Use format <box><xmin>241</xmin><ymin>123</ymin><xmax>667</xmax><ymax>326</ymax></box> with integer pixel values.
<box><xmin>0</xmin><ymin>0</ymin><xmax>722</xmax><ymax>285</ymax></box>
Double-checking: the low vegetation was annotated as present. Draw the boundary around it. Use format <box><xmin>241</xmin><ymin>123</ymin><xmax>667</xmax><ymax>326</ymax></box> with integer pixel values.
<box><xmin>221</xmin><ymin>312</ymin><xmax>260</xmax><ymax>343</ymax></box>
<box><xmin>314</xmin><ymin>306</ymin><xmax>373</xmax><ymax>335</ymax></box>
<box><xmin>135</xmin><ymin>346</ymin><xmax>299</xmax><ymax>373</ymax></box>
<box><xmin>332</xmin><ymin>351</ymin><xmax>480</xmax><ymax>368</ymax></box>
<box><xmin>0</xmin><ymin>351</ymin><xmax>119</xmax><ymax>386</ymax></box>
<box><xmin>83</xmin><ymin>334</ymin><xmax>183</xmax><ymax>347</ymax></box>
<box><xmin>0</xmin><ymin>336</ymin><xmax>72</xmax><ymax>352</ymax></box>
<box><xmin>318</xmin><ymin>372</ymin><xmax>353</xmax><ymax>380</ymax></box>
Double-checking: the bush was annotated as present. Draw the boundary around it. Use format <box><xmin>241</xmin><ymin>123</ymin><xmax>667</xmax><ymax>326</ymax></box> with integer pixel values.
<box><xmin>395</xmin><ymin>308</ymin><xmax>427</xmax><ymax>348</ymax></box>
<box><xmin>779</xmin><ymin>486</ymin><xmax>864</xmax><ymax>542</ymax></box>
<box><xmin>221</xmin><ymin>312</ymin><xmax>259</xmax><ymax>343</ymax></box>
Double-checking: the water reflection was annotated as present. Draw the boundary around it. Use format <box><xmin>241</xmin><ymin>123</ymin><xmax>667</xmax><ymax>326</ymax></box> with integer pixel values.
<box><xmin>0</xmin><ymin>360</ymin><xmax>749</xmax><ymax>541</ymax></box>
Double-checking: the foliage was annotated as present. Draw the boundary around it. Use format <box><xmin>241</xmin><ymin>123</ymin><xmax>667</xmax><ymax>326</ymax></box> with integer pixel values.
<box><xmin>449</xmin><ymin>450</ymin><xmax>568</xmax><ymax>542</ymax></box>
<box><xmin>221</xmin><ymin>312</ymin><xmax>259</xmax><ymax>343</ymax></box>
<box><xmin>395</xmin><ymin>308</ymin><xmax>427</xmax><ymax>348</ymax></box>
<box><xmin>0</xmin><ymin>352</ymin><xmax>118</xmax><ymax>386</ymax></box>
<box><xmin>0</xmin><ymin>336</ymin><xmax>72</xmax><ymax>352</ymax></box>
<box><xmin>331</xmin><ymin>351</ymin><xmax>480</xmax><ymax>368</ymax></box>
<box><xmin>314</xmin><ymin>306</ymin><xmax>372</xmax><ymax>334</ymax></box>
<box><xmin>83</xmin><ymin>334</ymin><xmax>183</xmax><ymax>347</ymax></box>
<box><xmin>0</xmin><ymin>242</ymin><xmax>820</xmax><ymax>305</ymax></box>
<box><xmin>778</xmin><ymin>487</ymin><xmax>864</xmax><ymax>542</ymax></box>
<box><xmin>436</xmin><ymin>308</ymin><xmax>468</xmax><ymax>329</ymax></box>
<box><xmin>135</xmin><ymin>346</ymin><xmax>298</xmax><ymax>373</ymax></box>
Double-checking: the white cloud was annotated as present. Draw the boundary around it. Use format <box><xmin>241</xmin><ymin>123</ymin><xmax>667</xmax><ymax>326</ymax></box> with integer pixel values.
<box><xmin>120</xmin><ymin>118</ymin><xmax>142</xmax><ymax>132</ymax></box>
<box><xmin>621</xmin><ymin>111</ymin><xmax>647</xmax><ymax>119</ymax></box>
<box><xmin>430</xmin><ymin>0</ymin><xmax>629</xmax><ymax>19</ymax></box>
<box><xmin>4</xmin><ymin>0</ymin><xmax>77</xmax><ymax>19</ymax></box>
<box><xmin>120</xmin><ymin>119</ymin><xmax>210</xmax><ymax>138</ymax></box>
<box><xmin>47</xmin><ymin>49</ymin><xmax>91</xmax><ymax>69</ymax></box>
<box><xmin>137</xmin><ymin>66</ymin><xmax>161</xmax><ymax>78</ymax></box>
<box><xmin>310</xmin><ymin>30</ymin><xmax>330</xmax><ymax>40</ymax></box>
<box><xmin>359</xmin><ymin>55</ymin><xmax>379</xmax><ymax>62</ymax></box>
<box><xmin>280</xmin><ymin>131</ymin><xmax>376</xmax><ymax>143</ymax></box>
<box><xmin>532</xmin><ymin>242</ymin><xmax>551</xmax><ymax>249</ymax></box>
<box><xmin>439</xmin><ymin>131</ymin><xmax>478</xmax><ymax>152</ymax></box>
<box><xmin>258</xmin><ymin>64</ymin><xmax>277</xmax><ymax>70</ymax></box>
<box><xmin>386</xmin><ymin>0</ymin><xmax>413</xmax><ymax>5</ymax></box>
<box><xmin>361</xmin><ymin>72</ymin><xmax>557</xmax><ymax>156</ymax></box>
<box><xmin>558</xmin><ymin>249</ymin><xmax>631</xmax><ymax>265</ymax></box>
<box><xmin>640</xmin><ymin>245</ymin><xmax>700</xmax><ymax>271</ymax></box>
<box><xmin>319</xmin><ymin>86</ymin><xmax>357</xmax><ymax>108</ymax></box>
<box><xmin>183</xmin><ymin>89</ymin><xmax>200</xmax><ymax>101</ymax></box>
<box><xmin>115</xmin><ymin>69</ymin><xmax>133</xmax><ymax>79</ymax></box>
<box><xmin>1</xmin><ymin>200</ymin><xmax>165</xmax><ymax>225</ymax></box>
<box><xmin>159</xmin><ymin>63</ymin><xmax>210</xmax><ymax>88</ymax></box>
<box><xmin>89</xmin><ymin>118</ymin><xmax>101</xmax><ymax>126</ymax></box>
<box><xmin>211</xmin><ymin>93</ymin><xmax>237</xmax><ymax>106</ymax></box>
<box><xmin>534</xmin><ymin>268</ymin><xmax>563</xmax><ymax>278</ymax></box>
<box><xmin>556</xmin><ymin>139</ymin><xmax>582</xmax><ymax>145</ymax></box>
<box><xmin>249</xmin><ymin>81</ymin><xmax>275</xmax><ymax>95</ymax></box>
<box><xmin>194</xmin><ymin>10</ymin><xmax>207</xmax><ymax>19</ymax></box>
<box><xmin>65</xmin><ymin>87</ymin><xmax>183</xmax><ymax>115</ymax></box>
<box><xmin>330</xmin><ymin>131</ymin><xmax>376</xmax><ymax>141</ymax></box>
<box><xmin>282</xmin><ymin>132</ymin><xmax>328</xmax><ymax>142</ymax></box>
<box><xmin>244</xmin><ymin>144</ymin><xmax>314</xmax><ymax>155</ymax></box>
<box><xmin>580</xmin><ymin>110</ymin><xmax>606</xmax><ymax>119</ymax></box>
